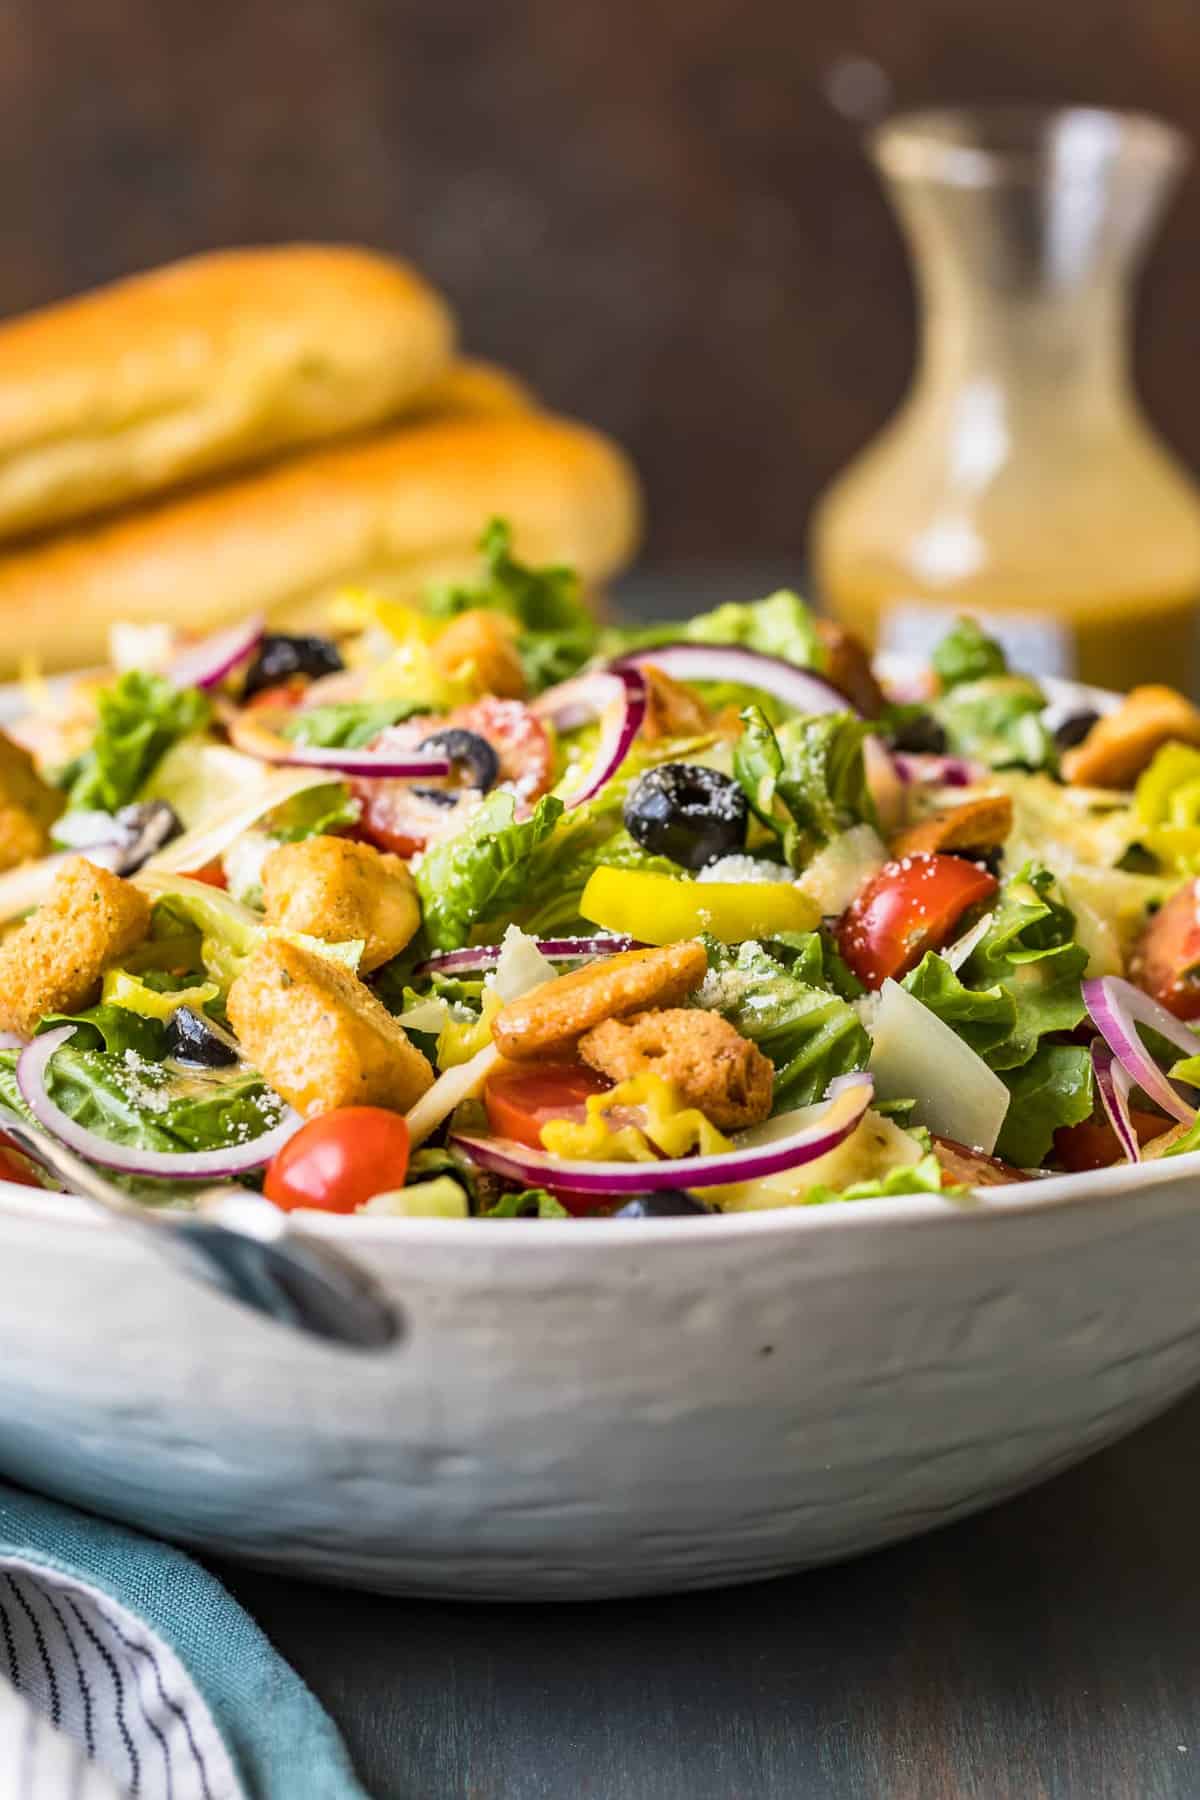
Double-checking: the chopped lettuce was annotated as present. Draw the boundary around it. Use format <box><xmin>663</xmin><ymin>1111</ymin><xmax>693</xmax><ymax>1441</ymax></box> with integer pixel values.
<box><xmin>733</xmin><ymin>704</ymin><xmax>876</xmax><ymax>869</ymax></box>
<box><xmin>959</xmin><ymin>863</ymin><xmax>1090</xmax><ymax>1069</ymax></box>
<box><xmin>482</xmin><ymin>1188</ymin><xmax>570</xmax><ymax>1219</ymax></box>
<box><xmin>426</xmin><ymin>518</ymin><xmax>596</xmax><ymax>690</ymax></box>
<box><xmin>263</xmin><ymin>783</ymin><xmax>358</xmax><ymax>844</ymax></box>
<box><xmin>934</xmin><ymin>675</ymin><xmax>1055</xmax><ymax>772</ymax></box>
<box><xmin>62</xmin><ymin>671</ymin><xmax>211</xmax><ymax>812</ymax></box>
<box><xmin>413</xmin><ymin>791</ymin><xmax>565</xmax><ymax>950</ymax></box>
<box><xmin>604</xmin><ymin>589</ymin><xmax>825</xmax><ymax>673</ymax></box>
<box><xmin>993</xmin><ymin>1043</ymin><xmax>1094</xmax><ymax>1166</ymax></box>
<box><xmin>282</xmin><ymin>700</ymin><xmax>423</xmax><ymax>750</ymax></box>
<box><xmin>0</xmin><ymin>1042</ymin><xmax>285</xmax><ymax>1162</ymax></box>
<box><xmin>36</xmin><ymin>1003</ymin><xmax>165</xmax><ymax>1060</ymax></box>
<box><xmin>699</xmin><ymin>935</ymin><xmax>871</xmax><ymax>1110</ymax></box>
<box><xmin>899</xmin><ymin>863</ymin><xmax>1092</xmax><ymax>1162</ymax></box>
<box><xmin>931</xmin><ymin>616</ymin><xmax>1008</xmax><ymax>691</ymax></box>
<box><xmin>802</xmin><ymin>1150</ymin><xmax>948</xmax><ymax>1207</ymax></box>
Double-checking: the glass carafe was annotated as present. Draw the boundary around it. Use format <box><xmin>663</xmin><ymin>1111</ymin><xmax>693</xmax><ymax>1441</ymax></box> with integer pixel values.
<box><xmin>810</xmin><ymin>106</ymin><xmax>1200</xmax><ymax>691</ymax></box>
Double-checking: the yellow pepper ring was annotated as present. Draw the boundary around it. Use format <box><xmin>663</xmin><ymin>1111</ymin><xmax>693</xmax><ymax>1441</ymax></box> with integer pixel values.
<box><xmin>579</xmin><ymin>866</ymin><xmax>820</xmax><ymax>946</ymax></box>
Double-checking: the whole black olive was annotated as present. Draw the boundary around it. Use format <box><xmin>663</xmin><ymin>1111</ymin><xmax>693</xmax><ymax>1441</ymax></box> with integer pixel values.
<box><xmin>623</xmin><ymin>763</ymin><xmax>748</xmax><ymax>871</ymax></box>
<box><xmin>888</xmin><ymin>712</ymin><xmax>948</xmax><ymax>755</ymax></box>
<box><xmin>613</xmin><ymin>1191</ymin><xmax>711</xmax><ymax>1218</ymax></box>
<box><xmin>165</xmin><ymin>1006</ymin><xmax>240</xmax><ymax>1068</ymax></box>
<box><xmin>241</xmin><ymin>633</ymin><xmax>344</xmax><ymax>700</ymax></box>
<box><xmin>54</xmin><ymin>799</ymin><xmax>182</xmax><ymax>874</ymax></box>
<box><xmin>1053</xmin><ymin>709</ymin><xmax>1101</xmax><ymax>751</ymax></box>
<box><xmin>418</xmin><ymin>728</ymin><xmax>500</xmax><ymax>793</ymax></box>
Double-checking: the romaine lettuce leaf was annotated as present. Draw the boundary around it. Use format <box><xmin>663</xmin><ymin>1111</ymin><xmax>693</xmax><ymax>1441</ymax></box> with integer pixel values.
<box><xmin>281</xmin><ymin>700</ymin><xmax>423</xmax><ymax>749</ymax></box>
<box><xmin>482</xmin><ymin>1188</ymin><xmax>570</xmax><ymax>1219</ymax></box>
<box><xmin>413</xmin><ymin>791</ymin><xmax>565</xmax><ymax>950</ymax></box>
<box><xmin>426</xmin><ymin>518</ymin><xmax>597</xmax><ymax>690</ymax></box>
<box><xmin>931</xmin><ymin>616</ymin><xmax>1008</xmax><ymax>690</ymax></box>
<box><xmin>603</xmin><ymin>589</ymin><xmax>826</xmax><ymax>673</ymax></box>
<box><xmin>62</xmin><ymin>671</ymin><xmax>211</xmax><ymax>812</ymax></box>
<box><xmin>803</xmin><ymin>1150</ymin><xmax>948</xmax><ymax>1206</ymax></box>
<box><xmin>699</xmin><ymin>936</ymin><xmax>871</xmax><ymax>1110</ymax></box>
<box><xmin>993</xmin><ymin>1042</ymin><xmax>1093</xmax><ymax>1166</ymax></box>
<box><xmin>0</xmin><ymin>1044</ymin><xmax>285</xmax><ymax>1160</ymax></box>
<box><xmin>959</xmin><ymin>863</ymin><xmax>1089</xmax><ymax>1069</ymax></box>
<box><xmin>733</xmin><ymin>704</ymin><xmax>876</xmax><ymax>869</ymax></box>
<box><xmin>934</xmin><ymin>675</ymin><xmax>1055</xmax><ymax>772</ymax></box>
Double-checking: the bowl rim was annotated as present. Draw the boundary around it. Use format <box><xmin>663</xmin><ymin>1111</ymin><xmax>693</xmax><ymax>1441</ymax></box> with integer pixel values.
<box><xmin>2</xmin><ymin>1142</ymin><xmax>1198</xmax><ymax>1248</ymax></box>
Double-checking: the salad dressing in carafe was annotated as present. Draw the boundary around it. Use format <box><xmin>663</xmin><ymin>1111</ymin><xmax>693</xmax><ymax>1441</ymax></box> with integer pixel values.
<box><xmin>811</xmin><ymin>107</ymin><xmax>1200</xmax><ymax>692</ymax></box>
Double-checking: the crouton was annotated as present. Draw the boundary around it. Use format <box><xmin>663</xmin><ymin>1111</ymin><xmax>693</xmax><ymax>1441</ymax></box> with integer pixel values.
<box><xmin>890</xmin><ymin>793</ymin><xmax>1013</xmax><ymax>859</ymax></box>
<box><xmin>641</xmin><ymin>666</ymin><xmax>715</xmax><ymax>742</ymax></box>
<box><xmin>432</xmin><ymin>608</ymin><xmax>527</xmax><ymax>699</ymax></box>
<box><xmin>226</xmin><ymin>937</ymin><xmax>433</xmax><ymax>1116</ymax></box>
<box><xmin>579</xmin><ymin>1008</ymin><xmax>773</xmax><ymax>1130</ymax></box>
<box><xmin>0</xmin><ymin>857</ymin><xmax>150</xmax><ymax>1037</ymax></box>
<box><xmin>1062</xmin><ymin>686</ymin><xmax>1200</xmax><ymax>788</ymax></box>
<box><xmin>815</xmin><ymin>619</ymin><xmax>885</xmax><ymax>717</ymax></box>
<box><xmin>261</xmin><ymin>836</ymin><xmax>420</xmax><ymax>973</ymax></box>
<box><xmin>0</xmin><ymin>729</ymin><xmax>63</xmax><ymax>872</ymax></box>
<box><xmin>492</xmin><ymin>940</ymin><xmax>708</xmax><ymax>1061</ymax></box>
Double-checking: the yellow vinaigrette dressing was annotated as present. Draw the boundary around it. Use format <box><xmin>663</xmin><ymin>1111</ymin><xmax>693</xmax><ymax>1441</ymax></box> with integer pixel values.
<box><xmin>811</xmin><ymin>106</ymin><xmax>1200</xmax><ymax>693</ymax></box>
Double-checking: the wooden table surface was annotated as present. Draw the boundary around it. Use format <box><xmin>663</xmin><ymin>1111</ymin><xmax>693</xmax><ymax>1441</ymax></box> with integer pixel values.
<box><xmin>218</xmin><ymin>1384</ymin><xmax>1200</xmax><ymax>1799</ymax></box>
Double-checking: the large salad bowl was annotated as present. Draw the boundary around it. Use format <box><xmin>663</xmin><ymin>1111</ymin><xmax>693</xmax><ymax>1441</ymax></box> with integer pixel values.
<box><xmin>1</xmin><ymin>1151</ymin><xmax>1198</xmax><ymax>1600</ymax></box>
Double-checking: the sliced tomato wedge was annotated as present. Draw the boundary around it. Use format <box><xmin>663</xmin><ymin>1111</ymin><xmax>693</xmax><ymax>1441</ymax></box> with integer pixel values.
<box><xmin>357</xmin><ymin>698</ymin><xmax>554</xmax><ymax>856</ymax></box>
<box><xmin>263</xmin><ymin>1106</ymin><xmax>411</xmax><ymax>1213</ymax></box>
<box><xmin>484</xmin><ymin>1064</ymin><xmax>613</xmax><ymax>1150</ymax></box>
<box><xmin>836</xmin><ymin>852</ymin><xmax>998</xmax><ymax>990</ymax></box>
<box><xmin>1130</xmin><ymin>879</ymin><xmax>1200</xmax><ymax>1020</ymax></box>
<box><xmin>1053</xmin><ymin>1108</ymin><xmax>1172</xmax><ymax>1173</ymax></box>
<box><xmin>0</xmin><ymin>1133</ymin><xmax>44</xmax><ymax>1190</ymax></box>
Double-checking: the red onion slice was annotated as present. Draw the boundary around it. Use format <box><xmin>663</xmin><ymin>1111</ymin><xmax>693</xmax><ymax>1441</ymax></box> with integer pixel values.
<box><xmin>1091</xmin><ymin>1041</ymin><xmax>1141</xmax><ymax>1163</ymax></box>
<box><xmin>17</xmin><ymin>1025</ymin><xmax>303</xmax><ymax>1181</ymax></box>
<box><xmin>414</xmin><ymin>935</ymin><xmax>643</xmax><ymax>979</ymax></box>
<box><xmin>0</xmin><ymin>1031</ymin><xmax>26</xmax><ymax>1050</ymax></box>
<box><xmin>1082</xmin><ymin>975</ymin><xmax>1200</xmax><ymax>1125</ymax></box>
<box><xmin>228</xmin><ymin>713</ymin><xmax>450</xmax><ymax>778</ymax></box>
<box><xmin>166</xmin><ymin>615</ymin><xmax>266</xmax><ymax>691</ymax></box>
<box><xmin>893</xmin><ymin>753</ymin><xmax>987</xmax><ymax>788</ymax></box>
<box><xmin>610</xmin><ymin>643</ymin><xmax>857</xmax><ymax>718</ymax></box>
<box><xmin>451</xmin><ymin>1072</ymin><xmax>874</xmax><ymax>1195</ymax></box>
<box><xmin>555</xmin><ymin>668</ymin><xmax>648</xmax><ymax>810</ymax></box>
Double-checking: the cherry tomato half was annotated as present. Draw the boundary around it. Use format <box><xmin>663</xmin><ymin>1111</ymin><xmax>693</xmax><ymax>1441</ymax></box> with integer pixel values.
<box><xmin>1053</xmin><ymin>1109</ymin><xmax>1171</xmax><ymax>1173</ymax></box>
<box><xmin>1130</xmin><ymin>879</ymin><xmax>1200</xmax><ymax>1020</ymax></box>
<box><xmin>0</xmin><ymin>1132</ymin><xmax>43</xmax><ymax>1190</ymax></box>
<box><xmin>484</xmin><ymin>1064</ymin><xmax>613</xmax><ymax>1150</ymax></box>
<box><xmin>356</xmin><ymin>699</ymin><xmax>554</xmax><ymax>857</ymax></box>
<box><xmin>263</xmin><ymin>1107</ymin><xmax>411</xmax><ymax>1213</ymax></box>
<box><xmin>836</xmin><ymin>852</ymin><xmax>998</xmax><ymax>990</ymax></box>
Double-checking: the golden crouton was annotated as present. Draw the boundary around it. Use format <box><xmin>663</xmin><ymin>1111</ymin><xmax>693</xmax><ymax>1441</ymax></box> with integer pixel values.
<box><xmin>1062</xmin><ymin>686</ymin><xmax>1200</xmax><ymax>788</ymax></box>
<box><xmin>0</xmin><ymin>729</ymin><xmax>63</xmax><ymax>873</ymax></box>
<box><xmin>580</xmin><ymin>1008</ymin><xmax>773</xmax><ymax>1130</ymax></box>
<box><xmin>226</xmin><ymin>937</ymin><xmax>433</xmax><ymax>1116</ymax></box>
<box><xmin>492</xmin><ymin>941</ymin><xmax>708</xmax><ymax>1061</ymax></box>
<box><xmin>815</xmin><ymin>619</ymin><xmax>885</xmax><ymax>718</ymax></box>
<box><xmin>890</xmin><ymin>792</ymin><xmax>1013</xmax><ymax>860</ymax></box>
<box><xmin>432</xmin><ymin>609</ymin><xmax>527</xmax><ymax>699</ymax></box>
<box><xmin>261</xmin><ymin>836</ymin><xmax>420</xmax><ymax>973</ymax></box>
<box><xmin>641</xmin><ymin>666</ymin><xmax>715</xmax><ymax>742</ymax></box>
<box><xmin>0</xmin><ymin>856</ymin><xmax>151</xmax><ymax>1037</ymax></box>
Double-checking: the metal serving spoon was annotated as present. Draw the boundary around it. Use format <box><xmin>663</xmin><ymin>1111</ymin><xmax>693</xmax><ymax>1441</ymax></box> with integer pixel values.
<box><xmin>0</xmin><ymin>1107</ymin><xmax>402</xmax><ymax>1350</ymax></box>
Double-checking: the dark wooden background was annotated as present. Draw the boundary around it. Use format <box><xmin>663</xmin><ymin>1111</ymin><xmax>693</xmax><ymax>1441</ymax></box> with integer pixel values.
<box><xmin>9</xmin><ymin>0</ymin><xmax>1200</xmax><ymax>561</ymax></box>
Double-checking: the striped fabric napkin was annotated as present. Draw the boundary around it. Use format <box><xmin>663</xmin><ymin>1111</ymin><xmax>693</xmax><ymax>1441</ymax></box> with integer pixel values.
<box><xmin>0</xmin><ymin>1482</ymin><xmax>368</xmax><ymax>1799</ymax></box>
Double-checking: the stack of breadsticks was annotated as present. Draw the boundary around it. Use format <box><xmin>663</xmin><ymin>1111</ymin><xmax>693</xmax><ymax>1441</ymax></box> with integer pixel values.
<box><xmin>0</xmin><ymin>245</ymin><xmax>641</xmax><ymax>674</ymax></box>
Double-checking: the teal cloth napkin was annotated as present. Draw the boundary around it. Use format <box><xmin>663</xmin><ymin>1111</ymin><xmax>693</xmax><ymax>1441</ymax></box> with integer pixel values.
<box><xmin>0</xmin><ymin>1481</ymin><xmax>369</xmax><ymax>1799</ymax></box>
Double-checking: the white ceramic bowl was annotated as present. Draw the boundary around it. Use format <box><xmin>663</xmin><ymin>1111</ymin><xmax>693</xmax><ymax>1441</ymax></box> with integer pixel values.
<box><xmin>2</xmin><ymin>1155</ymin><xmax>1200</xmax><ymax>1599</ymax></box>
